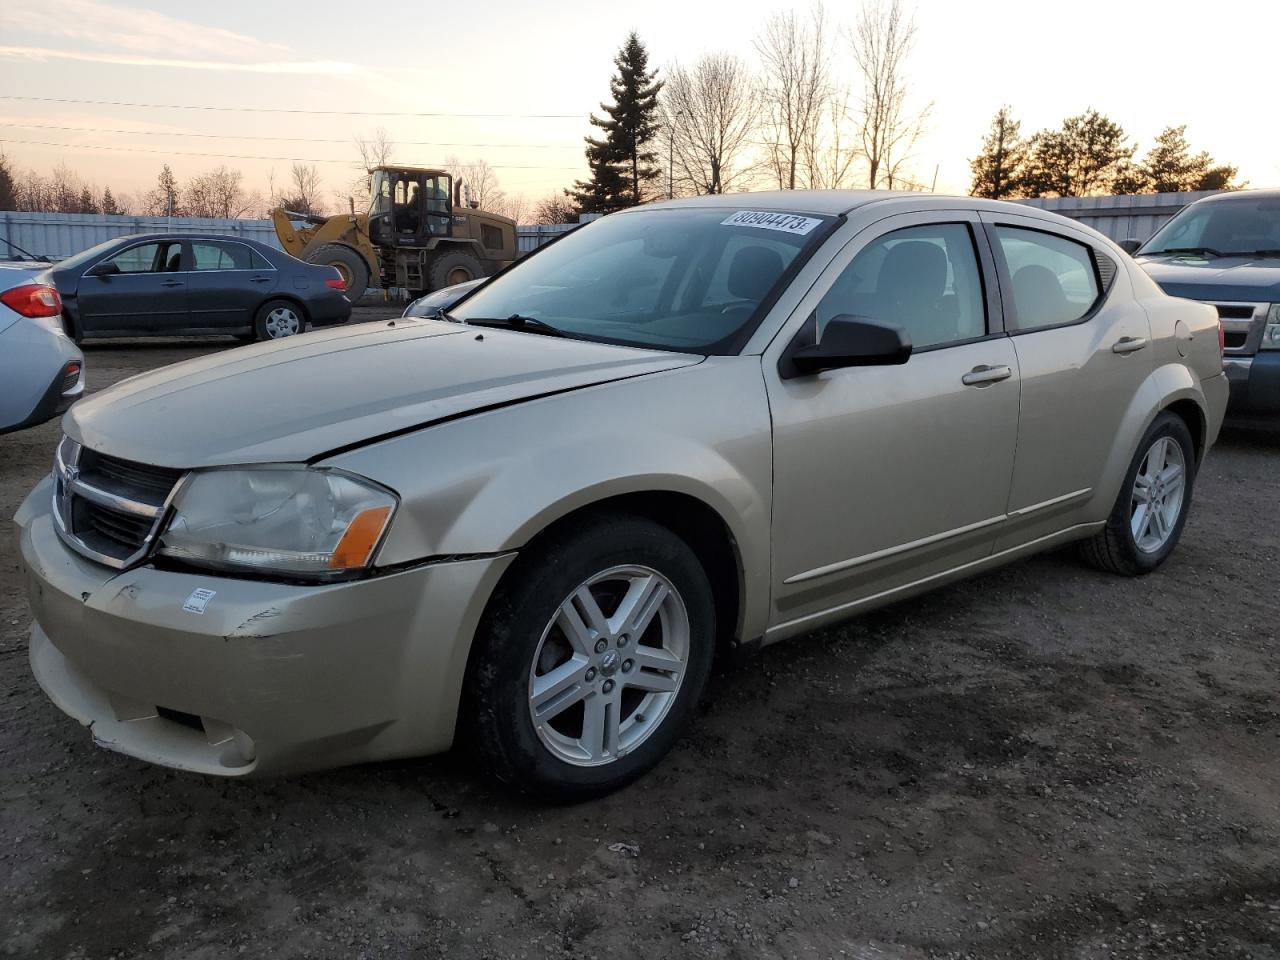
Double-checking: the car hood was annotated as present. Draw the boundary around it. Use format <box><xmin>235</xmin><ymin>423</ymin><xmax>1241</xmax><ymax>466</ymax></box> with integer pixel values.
<box><xmin>65</xmin><ymin>318</ymin><xmax>702</xmax><ymax>468</ymax></box>
<box><xmin>1137</xmin><ymin>254</ymin><xmax>1280</xmax><ymax>303</ymax></box>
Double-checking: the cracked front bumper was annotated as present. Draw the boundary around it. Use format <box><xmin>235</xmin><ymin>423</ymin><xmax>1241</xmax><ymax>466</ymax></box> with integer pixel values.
<box><xmin>16</xmin><ymin>475</ymin><xmax>513</xmax><ymax>777</ymax></box>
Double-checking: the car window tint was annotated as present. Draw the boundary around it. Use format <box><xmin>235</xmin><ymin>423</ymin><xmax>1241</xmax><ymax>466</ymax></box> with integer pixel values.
<box><xmin>250</xmin><ymin>249</ymin><xmax>273</xmax><ymax>269</ymax></box>
<box><xmin>995</xmin><ymin>226</ymin><xmax>1100</xmax><ymax>331</ymax></box>
<box><xmin>191</xmin><ymin>242</ymin><xmax>255</xmax><ymax>271</ymax></box>
<box><xmin>816</xmin><ymin>223</ymin><xmax>987</xmax><ymax>349</ymax></box>
<box><xmin>106</xmin><ymin>243</ymin><xmax>164</xmax><ymax>274</ymax></box>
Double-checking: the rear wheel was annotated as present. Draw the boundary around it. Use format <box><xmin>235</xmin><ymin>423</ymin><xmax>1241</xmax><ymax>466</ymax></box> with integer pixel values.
<box><xmin>427</xmin><ymin>250</ymin><xmax>483</xmax><ymax>291</ymax></box>
<box><xmin>253</xmin><ymin>299</ymin><xmax>306</xmax><ymax>341</ymax></box>
<box><xmin>464</xmin><ymin>515</ymin><xmax>715</xmax><ymax>799</ymax></box>
<box><xmin>1081</xmin><ymin>412</ymin><xmax>1196</xmax><ymax>576</ymax></box>
<box><xmin>305</xmin><ymin>243</ymin><xmax>369</xmax><ymax>301</ymax></box>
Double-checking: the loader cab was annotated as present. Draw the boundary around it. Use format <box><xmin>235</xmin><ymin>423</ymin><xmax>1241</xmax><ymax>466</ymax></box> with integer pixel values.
<box><xmin>368</xmin><ymin>167</ymin><xmax>453</xmax><ymax>248</ymax></box>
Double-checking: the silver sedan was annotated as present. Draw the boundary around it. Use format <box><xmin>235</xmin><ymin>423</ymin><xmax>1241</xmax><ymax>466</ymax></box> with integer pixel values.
<box><xmin>16</xmin><ymin>192</ymin><xmax>1227</xmax><ymax>797</ymax></box>
<box><xmin>0</xmin><ymin>265</ymin><xmax>84</xmax><ymax>434</ymax></box>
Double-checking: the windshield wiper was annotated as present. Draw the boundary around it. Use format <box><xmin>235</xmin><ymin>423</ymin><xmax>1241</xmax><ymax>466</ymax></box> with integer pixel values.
<box><xmin>1222</xmin><ymin>249</ymin><xmax>1280</xmax><ymax>259</ymax></box>
<box><xmin>463</xmin><ymin>314</ymin><xmax>567</xmax><ymax>338</ymax></box>
<box><xmin>1144</xmin><ymin>246</ymin><xmax>1224</xmax><ymax>258</ymax></box>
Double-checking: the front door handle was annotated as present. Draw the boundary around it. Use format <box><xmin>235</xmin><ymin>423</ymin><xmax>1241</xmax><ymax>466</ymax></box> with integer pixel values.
<box><xmin>962</xmin><ymin>364</ymin><xmax>1013</xmax><ymax>387</ymax></box>
<box><xmin>160</xmin><ymin>280</ymin><xmax>183</xmax><ymax>287</ymax></box>
<box><xmin>1112</xmin><ymin>336</ymin><xmax>1148</xmax><ymax>354</ymax></box>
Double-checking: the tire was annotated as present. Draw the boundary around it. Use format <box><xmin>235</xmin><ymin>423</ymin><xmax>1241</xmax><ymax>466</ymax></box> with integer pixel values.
<box><xmin>427</xmin><ymin>250</ymin><xmax>483</xmax><ymax>291</ymax></box>
<box><xmin>464</xmin><ymin>514</ymin><xmax>716</xmax><ymax>799</ymax></box>
<box><xmin>253</xmin><ymin>299</ymin><xmax>306</xmax><ymax>341</ymax></box>
<box><xmin>305</xmin><ymin>243</ymin><xmax>369</xmax><ymax>301</ymax></box>
<box><xmin>1080</xmin><ymin>411</ymin><xmax>1196</xmax><ymax>576</ymax></box>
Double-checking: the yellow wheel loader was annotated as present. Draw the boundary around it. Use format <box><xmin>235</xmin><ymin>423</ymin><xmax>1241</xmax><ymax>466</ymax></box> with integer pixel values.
<box><xmin>271</xmin><ymin>165</ymin><xmax>518</xmax><ymax>301</ymax></box>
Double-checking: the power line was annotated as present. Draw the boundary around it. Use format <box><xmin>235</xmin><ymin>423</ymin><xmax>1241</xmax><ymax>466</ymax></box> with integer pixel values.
<box><xmin>0</xmin><ymin>121</ymin><xmax>579</xmax><ymax>150</ymax></box>
<box><xmin>0</xmin><ymin>94</ymin><xmax>584</xmax><ymax>120</ymax></box>
<box><xmin>0</xmin><ymin>138</ymin><xmax>584</xmax><ymax>171</ymax></box>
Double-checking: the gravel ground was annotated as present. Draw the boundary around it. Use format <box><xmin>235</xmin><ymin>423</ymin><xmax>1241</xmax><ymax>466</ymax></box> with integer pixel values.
<box><xmin>2</xmin><ymin>312</ymin><xmax>1278</xmax><ymax>959</ymax></box>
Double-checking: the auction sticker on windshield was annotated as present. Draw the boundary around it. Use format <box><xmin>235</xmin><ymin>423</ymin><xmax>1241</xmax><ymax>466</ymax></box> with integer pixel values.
<box><xmin>721</xmin><ymin>211</ymin><xmax>823</xmax><ymax>235</ymax></box>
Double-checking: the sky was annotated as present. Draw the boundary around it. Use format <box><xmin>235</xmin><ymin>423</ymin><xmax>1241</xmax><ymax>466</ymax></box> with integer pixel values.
<box><xmin>1</xmin><ymin>0</ymin><xmax>1276</xmax><ymax>212</ymax></box>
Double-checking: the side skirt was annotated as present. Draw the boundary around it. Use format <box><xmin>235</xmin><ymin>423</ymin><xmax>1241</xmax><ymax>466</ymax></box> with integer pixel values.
<box><xmin>762</xmin><ymin>521</ymin><xmax>1105</xmax><ymax>646</ymax></box>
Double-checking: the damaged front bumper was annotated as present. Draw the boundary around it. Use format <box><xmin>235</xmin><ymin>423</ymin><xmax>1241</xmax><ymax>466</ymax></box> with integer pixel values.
<box><xmin>16</xmin><ymin>475</ymin><xmax>514</xmax><ymax>777</ymax></box>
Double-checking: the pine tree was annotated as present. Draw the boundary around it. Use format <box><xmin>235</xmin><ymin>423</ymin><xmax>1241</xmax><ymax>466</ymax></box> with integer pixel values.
<box><xmin>78</xmin><ymin>186</ymin><xmax>98</xmax><ymax>214</ymax></box>
<box><xmin>969</xmin><ymin>107</ymin><xmax>1025</xmax><ymax>199</ymax></box>
<box><xmin>0</xmin><ymin>153</ymin><xmax>15</xmax><ymax>211</ymax></box>
<box><xmin>569</xmin><ymin>32</ymin><xmax>663</xmax><ymax>213</ymax></box>
<box><xmin>101</xmin><ymin>186</ymin><xmax>120</xmax><ymax>215</ymax></box>
<box><xmin>1019</xmin><ymin>110</ymin><xmax>1134</xmax><ymax>197</ymax></box>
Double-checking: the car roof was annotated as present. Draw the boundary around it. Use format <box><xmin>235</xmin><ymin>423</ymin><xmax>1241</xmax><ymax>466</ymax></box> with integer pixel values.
<box><xmin>1190</xmin><ymin>189</ymin><xmax>1280</xmax><ymax>205</ymax></box>
<box><xmin>99</xmin><ymin>233</ymin><xmax>275</xmax><ymax>250</ymax></box>
<box><xmin>640</xmin><ymin>190</ymin><xmax>1098</xmax><ymax>233</ymax></box>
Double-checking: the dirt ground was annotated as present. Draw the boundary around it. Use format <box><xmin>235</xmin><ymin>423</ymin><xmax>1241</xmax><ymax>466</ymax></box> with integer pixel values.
<box><xmin>2</xmin><ymin>311</ymin><xmax>1278</xmax><ymax>959</ymax></box>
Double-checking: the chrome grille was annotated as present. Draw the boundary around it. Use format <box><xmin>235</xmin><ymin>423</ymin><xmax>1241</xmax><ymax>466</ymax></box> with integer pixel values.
<box><xmin>1210</xmin><ymin>301</ymin><xmax>1266</xmax><ymax>357</ymax></box>
<box><xmin>52</xmin><ymin>437</ymin><xmax>184</xmax><ymax>569</ymax></box>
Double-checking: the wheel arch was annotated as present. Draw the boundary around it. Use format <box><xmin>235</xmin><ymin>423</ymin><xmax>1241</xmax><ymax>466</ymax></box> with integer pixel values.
<box><xmin>1095</xmin><ymin>363</ymin><xmax>1211</xmax><ymax>514</ymax></box>
<box><xmin>506</xmin><ymin>489</ymin><xmax>746</xmax><ymax>658</ymax></box>
<box><xmin>452</xmin><ymin>487</ymin><xmax>748</xmax><ymax>742</ymax></box>
<box><xmin>1163</xmin><ymin>396</ymin><xmax>1207</xmax><ymax>464</ymax></box>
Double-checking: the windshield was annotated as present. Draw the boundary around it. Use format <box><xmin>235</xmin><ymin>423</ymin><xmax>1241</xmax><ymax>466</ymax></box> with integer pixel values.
<box><xmin>369</xmin><ymin>170</ymin><xmax>391</xmax><ymax>219</ymax></box>
<box><xmin>56</xmin><ymin>237</ymin><xmax>126</xmax><ymax>272</ymax></box>
<box><xmin>451</xmin><ymin>207</ymin><xmax>834</xmax><ymax>353</ymax></box>
<box><xmin>1141</xmin><ymin>196</ymin><xmax>1280</xmax><ymax>257</ymax></box>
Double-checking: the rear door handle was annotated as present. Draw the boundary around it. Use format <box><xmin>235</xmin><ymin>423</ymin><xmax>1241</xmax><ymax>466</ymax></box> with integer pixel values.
<box><xmin>250</xmin><ymin>276</ymin><xmax>272</xmax><ymax>283</ymax></box>
<box><xmin>962</xmin><ymin>364</ymin><xmax>1013</xmax><ymax>387</ymax></box>
<box><xmin>1112</xmin><ymin>336</ymin><xmax>1148</xmax><ymax>354</ymax></box>
<box><xmin>160</xmin><ymin>280</ymin><xmax>183</xmax><ymax>287</ymax></box>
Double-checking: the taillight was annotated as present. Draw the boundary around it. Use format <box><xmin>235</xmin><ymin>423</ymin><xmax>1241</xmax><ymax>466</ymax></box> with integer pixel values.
<box><xmin>1</xmin><ymin>283</ymin><xmax>62</xmax><ymax>318</ymax></box>
<box><xmin>325</xmin><ymin>278</ymin><xmax>347</xmax><ymax>291</ymax></box>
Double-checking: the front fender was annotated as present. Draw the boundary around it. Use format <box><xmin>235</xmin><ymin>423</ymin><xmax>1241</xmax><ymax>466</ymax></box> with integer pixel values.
<box><xmin>326</xmin><ymin>358</ymin><xmax>775</xmax><ymax>640</ymax></box>
<box><xmin>1090</xmin><ymin>361</ymin><xmax>1210</xmax><ymax>517</ymax></box>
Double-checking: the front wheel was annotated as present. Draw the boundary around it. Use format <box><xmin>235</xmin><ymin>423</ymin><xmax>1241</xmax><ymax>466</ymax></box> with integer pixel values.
<box><xmin>1081</xmin><ymin>412</ymin><xmax>1196</xmax><ymax>576</ymax></box>
<box><xmin>464</xmin><ymin>515</ymin><xmax>715</xmax><ymax>799</ymax></box>
<box><xmin>427</xmin><ymin>250</ymin><xmax>483</xmax><ymax>291</ymax></box>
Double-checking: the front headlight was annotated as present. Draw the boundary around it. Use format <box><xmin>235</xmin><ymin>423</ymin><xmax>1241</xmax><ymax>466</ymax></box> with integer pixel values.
<box><xmin>1262</xmin><ymin>303</ymin><xmax>1280</xmax><ymax>350</ymax></box>
<box><xmin>158</xmin><ymin>467</ymin><xmax>396</xmax><ymax>580</ymax></box>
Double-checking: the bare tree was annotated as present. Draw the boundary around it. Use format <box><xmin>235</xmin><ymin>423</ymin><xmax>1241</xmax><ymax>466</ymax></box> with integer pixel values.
<box><xmin>803</xmin><ymin>89</ymin><xmax>860</xmax><ymax>189</ymax></box>
<box><xmin>183</xmin><ymin>166</ymin><xmax>262</xmax><ymax>219</ymax></box>
<box><xmin>352</xmin><ymin>127</ymin><xmax>395</xmax><ymax>199</ymax></box>
<box><xmin>754</xmin><ymin>5</ymin><xmax>832</xmax><ymax>190</ymax></box>
<box><xmin>272</xmin><ymin>162</ymin><xmax>323</xmax><ymax>214</ymax></box>
<box><xmin>849</xmin><ymin>0</ymin><xmax>930</xmax><ymax>189</ymax></box>
<box><xmin>533</xmin><ymin>193</ymin><xmax>577</xmax><ymax>224</ymax></box>
<box><xmin>490</xmin><ymin>192</ymin><xmax>531</xmax><ymax>224</ymax></box>
<box><xmin>445</xmin><ymin>156</ymin><xmax>504</xmax><ymax>211</ymax></box>
<box><xmin>662</xmin><ymin>53</ymin><xmax>759</xmax><ymax>195</ymax></box>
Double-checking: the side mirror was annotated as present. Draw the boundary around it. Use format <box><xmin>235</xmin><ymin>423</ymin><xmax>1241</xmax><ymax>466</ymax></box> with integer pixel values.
<box><xmin>87</xmin><ymin>261</ymin><xmax>119</xmax><ymax>278</ymax></box>
<box><xmin>781</xmin><ymin>315</ymin><xmax>912</xmax><ymax>379</ymax></box>
<box><xmin>1119</xmin><ymin>238</ymin><xmax>1142</xmax><ymax>255</ymax></box>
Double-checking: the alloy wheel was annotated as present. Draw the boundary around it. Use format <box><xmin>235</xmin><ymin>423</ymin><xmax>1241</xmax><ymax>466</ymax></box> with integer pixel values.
<box><xmin>527</xmin><ymin>565</ymin><xmax>689</xmax><ymax>767</ymax></box>
<box><xmin>1130</xmin><ymin>435</ymin><xmax>1186</xmax><ymax>553</ymax></box>
<box><xmin>264</xmin><ymin>306</ymin><xmax>301</xmax><ymax>338</ymax></box>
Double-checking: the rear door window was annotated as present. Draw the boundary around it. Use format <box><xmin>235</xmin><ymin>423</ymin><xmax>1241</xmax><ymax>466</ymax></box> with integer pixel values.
<box><xmin>191</xmin><ymin>241</ymin><xmax>258</xmax><ymax>271</ymax></box>
<box><xmin>994</xmin><ymin>226</ymin><xmax>1100</xmax><ymax>331</ymax></box>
